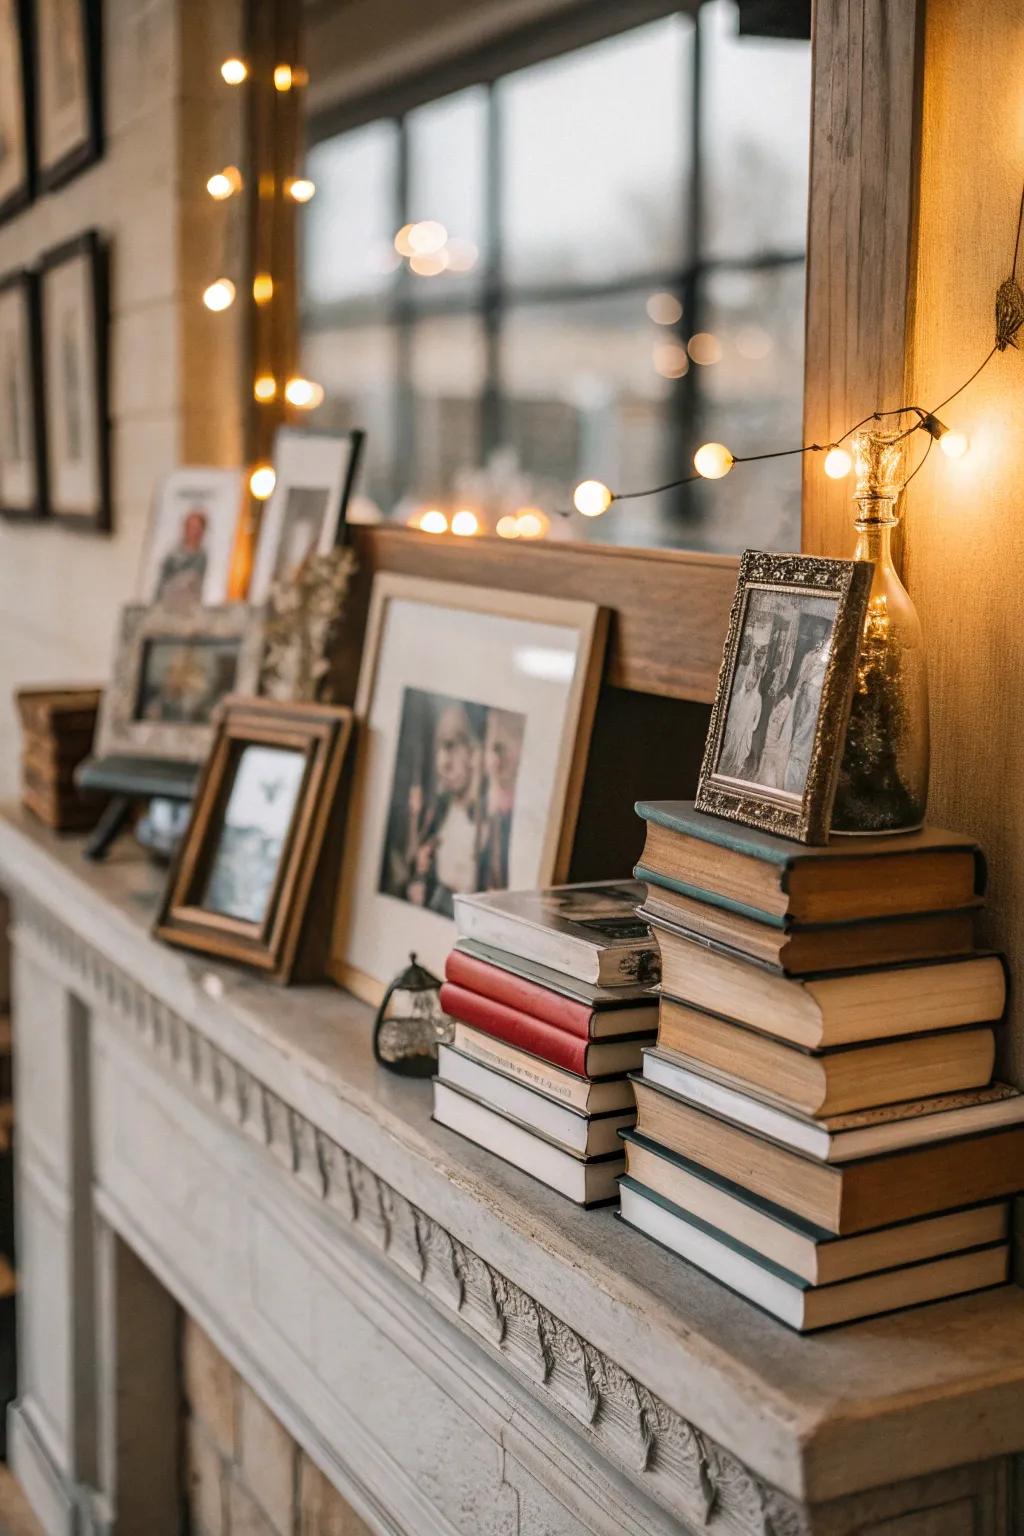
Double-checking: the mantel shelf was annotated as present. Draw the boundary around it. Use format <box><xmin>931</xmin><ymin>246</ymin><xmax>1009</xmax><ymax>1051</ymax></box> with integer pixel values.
<box><xmin>2</xmin><ymin>803</ymin><xmax>1023</xmax><ymax>1516</ymax></box>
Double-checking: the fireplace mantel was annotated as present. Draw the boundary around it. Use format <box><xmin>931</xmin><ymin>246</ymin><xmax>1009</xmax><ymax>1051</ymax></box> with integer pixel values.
<box><xmin>1</xmin><ymin>805</ymin><xmax>1022</xmax><ymax>1536</ymax></box>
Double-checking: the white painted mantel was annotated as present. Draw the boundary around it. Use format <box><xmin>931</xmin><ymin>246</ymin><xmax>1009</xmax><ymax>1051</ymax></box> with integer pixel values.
<box><xmin>1</xmin><ymin>807</ymin><xmax>1023</xmax><ymax>1536</ymax></box>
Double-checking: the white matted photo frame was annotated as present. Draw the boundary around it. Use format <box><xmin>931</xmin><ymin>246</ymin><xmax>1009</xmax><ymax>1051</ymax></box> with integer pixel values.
<box><xmin>248</xmin><ymin>427</ymin><xmax>363</xmax><ymax>604</ymax></box>
<box><xmin>695</xmin><ymin>549</ymin><xmax>873</xmax><ymax>845</ymax></box>
<box><xmin>0</xmin><ymin>0</ymin><xmax>34</xmax><ymax>223</ymax></box>
<box><xmin>0</xmin><ymin>267</ymin><xmax>46</xmax><ymax>520</ymax></box>
<box><xmin>95</xmin><ymin>602</ymin><xmax>265</xmax><ymax>765</ymax></box>
<box><xmin>138</xmin><ymin>466</ymin><xmax>245</xmax><ymax>607</ymax></box>
<box><xmin>330</xmin><ymin>574</ymin><xmax>608</xmax><ymax>1001</ymax></box>
<box><xmin>39</xmin><ymin>228</ymin><xmax>109</xmax><ymax>531</ymax></box>
<box><xmin>35</xmin><ymin>0</ymin><xmax>102</xmax><ymax>190</ymax></box>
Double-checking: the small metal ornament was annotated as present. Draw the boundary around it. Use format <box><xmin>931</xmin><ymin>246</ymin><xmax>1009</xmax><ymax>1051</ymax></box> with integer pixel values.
<box><xmin>373</xmin><ymin>953</ymin><xmax>453</xmax><ymax>1077</ymax></box>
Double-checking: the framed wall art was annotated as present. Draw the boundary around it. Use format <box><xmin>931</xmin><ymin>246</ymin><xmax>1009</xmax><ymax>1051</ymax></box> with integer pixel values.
<box><xmin>248</xmin><ymin>428</ymin><xmax>364</xmax><ymax>603</ymax></box>
<box><xmin>0</xmin><ymin>267</ymin><xmax>46</xmax><ymax>519</ymax></box>
<box><xmin>330</xmin><ymin>573</ymin><xmax>608</xmax><ymax>1001</ymax></box>
<box><xmin>38</xmin><ymin>228</ymin><xmax>110</xmax><ymax>530</ymax></box>
<box><xmin>35</xmin><ymin>0</ymin><xmax>102</xmax><ymax>190</ymax></box>
<box><xmin>695</xmin><ymin>549</ymin><xmax>872</xmax><ymax>845</ymax></box>
<box><xmin>0</xmin><ymin>0</ymin><xmax>34</xmax><ymax>222</ymax></box>
<box><xmin>154</xmin><ymin>698</ymin><xmax>353</xmax><ymax>981</ymax></box>
<box><xmin>138</xmin><ymin>467</ymin><xmax>245</xmax><ymax>608</ymax></box>
<box><xmin>94</xmin><ymin>603</ymin><xmax>265</xmax><ymax>766</ymax></box>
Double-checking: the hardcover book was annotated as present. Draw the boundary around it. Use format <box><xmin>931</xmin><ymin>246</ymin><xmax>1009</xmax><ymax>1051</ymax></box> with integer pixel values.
<box><xmin>453</xmin><ymin>881</ymin><xmax>658</xmax><ymax>987</ymax></box>
<box><xmin>450</xmin><ymin>1023</ymin><xmax>636</xmax><ymax>1113</ymax></box>
<box><xmin>437</xmin><ymin>1046</ymin><xmax>634</xmax><ymax>1156</ymax></box>
<box><xmin>445</xmin><ymin>944</ymin><xmax>656</xmax><ymax>1039</ymax></box>
<box><xmin>440</xmin><ymin>982</ymin><xmax>651</xmax><ymax>1077</ymax></box>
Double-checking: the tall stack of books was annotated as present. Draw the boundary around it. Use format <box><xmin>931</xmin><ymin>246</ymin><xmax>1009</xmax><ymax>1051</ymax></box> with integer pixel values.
<box><xmin>620</xmin><ymin>800</ymin><xmax>1023</xmax><ymax>1330</ymax></box>
<box><xmin>432</xmin><ymin>882</ymin><xmax>659</xmax><ymax>1206</ymax></box>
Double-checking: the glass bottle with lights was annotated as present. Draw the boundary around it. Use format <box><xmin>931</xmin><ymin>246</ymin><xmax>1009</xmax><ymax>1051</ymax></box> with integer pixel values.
<box><xmin>831</xmin><ymin>430</ymin><xmax>929</xmax><ymax>834</ymax></box>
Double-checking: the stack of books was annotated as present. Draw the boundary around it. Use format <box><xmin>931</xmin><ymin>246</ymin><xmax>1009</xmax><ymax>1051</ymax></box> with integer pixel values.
<box><xmin>432</xmin><ymin>882</ymin><xmax>660</xmax><ymax>1206</ymax></box>
<box><xmin>620</xmin><ymin>800</ymin><xmax>1023</xmax><ymax>1330</ymax></box>
<box><xmin>16</xmin><ymin>686</ymin><xmax>104</xmax><ymax>831</ymax></box>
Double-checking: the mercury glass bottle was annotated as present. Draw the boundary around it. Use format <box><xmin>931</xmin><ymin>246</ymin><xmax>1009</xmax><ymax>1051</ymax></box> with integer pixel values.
<box><xmin>831</xmin><ymin>431</ymin><xmax>930</xmax><ymax>834</ymax></box>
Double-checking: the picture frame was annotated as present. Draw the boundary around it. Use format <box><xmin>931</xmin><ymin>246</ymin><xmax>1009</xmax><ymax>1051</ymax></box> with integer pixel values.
<box><xmin>154</xmin><ymin>698</ymin><xmax>353</xmax><ymax>981</ymax></box>
<box><xmin>0</xmin><ymin>0</ymin><xmax>34</xmax><ymax>223</ymax></box>
<box><xmin>38</xmin><ymin>228</ymin><xmax>110</xmax><ymax>531</ymax></box>
<box><xmin>696</xmin><ymin>549</ymin><xmax>873</xmax><ymax>845</ymax></box>
<box><xmin>138</xmin><ymin>466</ymin><xmax>245</xmax><ymax>607</ymax></box>
<box><xmin>94</xmin><ymin>602</ymin><xmax>265</xmax><ymax>765</ymax></box>
<box><xmin>0</xmin><ymin>267</ymin><xmax>47</xmax><ymax>520</ymax></box>
<box><xmin>248</xmin><ymin>427</ymin><xmax>363</xmax><ymax>604</ymax></box>
<box><xmin>330</xmin><ymin>573</ymin><xmax>608</xmax><ymax>1001</ymax></box>
<box><xmin>35</xmin><ymin>0</ymin><xmax>102</xmax><ymax>191</ymax></box>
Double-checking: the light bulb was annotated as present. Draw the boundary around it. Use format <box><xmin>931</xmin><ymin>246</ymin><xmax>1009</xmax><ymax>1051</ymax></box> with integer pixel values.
<box><xmin>495</xmin><ymin>515</ymin><xmax>520</xmax><ymax>539</ymax></box>
<box><xmin>286</xmin><ymin>178</ymin><xmax>316</xmax><ymax>204</ymax></box>
<box><xmin>693</xmin><ymin>442</ymin><xmax>734</xmax><ymax>479</ymax></box>
<box><xmin>823</xmin><ymin>447</ymin><xmax>853</xmax><ymax>479</ymax></box>
<box><xmin>451</xmin><ymin>509</ymin><xmax>479</xmax><ymax>537</ymax></box>
<box><xmin>418</xmin><ymin>509</ymin><xmax>448</xmax><ymax>535</ymax></box>
<box><xmin>206</xmin><ymin>166</ymin><xmax>242</xmax><ymax>200</ymax></box>
<box><xmin>515</xmin><ymin>508</ymin><xmax>550</xmax><ymax>540</ymax></box>
<box><xmin>252</xmin><ymin>272</ymin><xmax>274</xmax><ymax>304</ymax></box>
<box><xmin>202</xmin><ymin>278</ymin><xmax>235</xmax><ymax>312</ymax></box>
<box><xmin>940</xmin><ymin>430</ymin><xmax>969</xmax><ymax>459</ymax></box>
<box><xmin>284</xmin><ymin>376</ymin><xmax>324</xmax><ymax>409</ymax></box>
<box><xmin>253</xmin><ymin>374</ymin><xmax>277</xmax><ymax>402</ymax></box>
<box><xmin>273</xmin><ymin>64</ymin><xmax>293</xmax><ymax>91</ymax></box>
<box><xmin>408</xmin><ymin>220</ymin><xmax>447</xmax><ymax>255</ymax></box>
<box><xmin>250</xmin><ymin>465</ymin><xmax>276</xmax><ymax>500</ymax></box>
<box><xmin>573</xmin><ymin>480</ymin><xmax>613</xmax><ymax>517</ymax></box>
<box><xmin>687</xmin><ymin>332</ymin><xmax>723</xmax><ymax>366</ymax></box>
<box><xmin>409</xmin><ymin>251</ymin><xmax>447</xmax><ymax>277</ymax></box>
<box><xmin>220</xmin><ymin>58</ymin><xmax>247</xmax><ymax>84</ymax></box>
<box><xmin>646</xmin><ymin>291</ymin><xmax>683</xmax><ymax>326</ymax></box>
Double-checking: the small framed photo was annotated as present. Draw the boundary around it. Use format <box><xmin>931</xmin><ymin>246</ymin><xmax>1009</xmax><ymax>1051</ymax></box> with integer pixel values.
<box><xmin>0</xmin><ymin>268</ymin><xmax>46</xmax><ymax>520</ymax></box>
<box><xmin>154</xmin><ymin>698</ymin><xmax>354</xmax><ymax>981</ymax></box>
<box><xmin>331</xmin><ymin>574</ymin><xmax>608</xmax><ymax>999</ymax></box>
<box><xmin>94</xmin><ymin>603</ymin><xmax>264</xmax><ymax>765</ymax></box>
<box><xmin>35</xmin><ymin>0</ymin><xmax>102</xmax><ymax>190</ymax></box>
<box><xmin>39</xmin><ymin>229</ymin><xmax>109</xmax><ymax>531</ymax></box>
<box><xmin>696</xmin><ymin>550</ymin><xmax>872</xmax><ymax>845</ymax></box>
<box><xmin>138</xmin><ymin>467</ymin><xmax>245</xmax><ymax>607</ymax></box>
<box><xmin>248</xmin><ymin>428</ymin><xmax>363</xmax><ymax>604</ymax></box>
<box><xmin>0</xmin><ymin>0</ymin><xmax>33</xmax><ymax>222</ymax></box>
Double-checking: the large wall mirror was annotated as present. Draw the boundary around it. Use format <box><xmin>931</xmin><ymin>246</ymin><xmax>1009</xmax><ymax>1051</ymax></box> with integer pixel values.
<box><xmin>299</xmin><ymin>0</ymin><xmax>811</xmax><ymax>554</ymax></box>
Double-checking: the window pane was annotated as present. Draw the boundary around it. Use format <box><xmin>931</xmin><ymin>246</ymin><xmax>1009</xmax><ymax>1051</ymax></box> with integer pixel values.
<box><xmin>699</xmin><ymin>0</ymin><xmax>811</xmax><ymax>261</ymax></box>
<box><xmin>500</xmin><ymin>18</ymin><xmax>693</xmax><ymax>287</ymax></box>
<box><xmin>303</xmin><ymin>121</ymin><xmax>400</xmax><ymax>306</ymax></box>
<box><xmin>401</xmin><ymin>315</ymin><xmax>487</xmax><ymax>514</ymax></box>
<box><xmin>407</xmin><ymin>87</ymin><xmax>487</xmax><ymax>296</ymax></box>
<box><xmin>301</xmin><ymin>324</ymin><xmax>397</xmax><ymax>515</ymax></box>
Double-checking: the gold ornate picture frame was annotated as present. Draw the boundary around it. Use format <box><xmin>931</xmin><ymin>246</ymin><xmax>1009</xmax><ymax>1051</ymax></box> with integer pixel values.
<box><xmin>696</xmin><ymin>550</ymin><xmax>872</xmax><ymax>845</ymax></box>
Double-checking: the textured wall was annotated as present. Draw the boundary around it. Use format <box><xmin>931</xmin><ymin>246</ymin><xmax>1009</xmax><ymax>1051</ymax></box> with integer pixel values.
<box><xmin>0</xmin><ymin>0</ymin><xmax>244</xmax><ymax>794</ymax></box>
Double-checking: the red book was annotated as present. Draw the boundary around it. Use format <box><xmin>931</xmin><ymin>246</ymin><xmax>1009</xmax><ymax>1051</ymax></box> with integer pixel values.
<box><xmin>445</xmin><ymin>948</ymin><xmax>656</xmax><ymax>1039</ymax></box>
<box><xmin>439</xmin><ymin>982</ymin><xmax>649</xmax><ymax>1079</ymax></box>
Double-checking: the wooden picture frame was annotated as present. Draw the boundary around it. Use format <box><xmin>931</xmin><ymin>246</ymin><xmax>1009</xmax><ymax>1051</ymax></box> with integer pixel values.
<box><xmin>330</xmin><ymin>573</ymin><xmax>608</xmax><ymax>1002</ymax></box>
<box><xmin>35</xmin><ymin>0</ymin><xmax>102</xmax><ymax>191</ymax></box>
<box><xmin>154</xmin><ymin>697</ymin><xmax>354</xmax><ymax>981</ymax></box>
<box><xmin>695</xmin><ymin>550</ymin><xmax>872</xmax><ymax>845</ymax></box>
<box><xmin>0</xmin><ymin>266</ymin><xmax>47</xmax><ymax>520</ymax></box>
<box><xmin>0</xmin><ymin>0</ymin><xmax>34</xmax><ymax>223</ymax></box>
<box><xmin>94</xmin><ymin>603</ymin><xmax>265</xmax><ymax>765</ymax></box>
<box><xmin>248</xmin><ymin>428</ymin><xmax>364</xmax><ymax>604</ymax></box>
<box><xmin>38</xmin><ymin>228</ymin><xmax>110</xmax><ymax>531</ymax></box>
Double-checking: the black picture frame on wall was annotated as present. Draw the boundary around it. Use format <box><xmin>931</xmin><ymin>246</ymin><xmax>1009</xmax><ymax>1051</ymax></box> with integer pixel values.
<box><xmin>35</xmin><ymin>0</ymin><xmax>103</xmax><ymax>192</ymax></box>
<box><xmin>38</xmin><ymin>229</ymin><xmax>111</xmax><ymax>533</ymax></box>
<box><xmin>0</xmin><ymin>0</ymin><xmax>36</xmax><ymax>223</ymax></box>
<box><xmin>0</xmin><ymin>267</ymin><xmax>47</xmax><ymax>520</ymax></box>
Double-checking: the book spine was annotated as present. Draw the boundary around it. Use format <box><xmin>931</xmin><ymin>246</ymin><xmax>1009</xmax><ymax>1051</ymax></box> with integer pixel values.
<box><xmin>441</xmin><ymin>984</ymin><xmax>590</xmax><ymax>1075</ymax></box>
<box><xmin>445</xmin><ymin>950</ymin><xmax>594</xmax><ymax>1039</ymax></box>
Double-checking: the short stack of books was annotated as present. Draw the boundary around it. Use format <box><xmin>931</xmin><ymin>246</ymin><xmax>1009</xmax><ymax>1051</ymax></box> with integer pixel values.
<box><xmin>432</xmin><ymin>882</ymin><xmax>660</xmax><ymax>1206</ymax></box>
<box><xmin>16</xmin><ymin>686</ymin><xmax>104</xmax><ymax>831</ymax></box>
<box><xmin>620</xmin><ymin>800</ymin><xmax>1023</xmax><ymax>1330</ymax></box>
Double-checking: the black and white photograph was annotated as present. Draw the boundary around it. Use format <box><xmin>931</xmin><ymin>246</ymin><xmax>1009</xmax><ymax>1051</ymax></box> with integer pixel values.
<box><xmin>0</xmin><ymin>0</ymin><xmax>32</xmax><ymax>222</ymax></box>
<box><xmin>201</xmin><ymin>745</ymin><xmax>307</xmax><ymax>924</ymax></box>
<box><xmin>35</xmin><ymin>0</ymin><xmax>102</xmax><ymax>189</ymax></box>
<box><xmin>135</xmin><ymin>636</ymin><xmax>241</xmax><ymax>725</ymax></box>
<box><xmin>379</xmin><ymin>686</ymin><xmax>525</xmax><ymax>918</ymax></box>
<box><xmin>139</xmin><ymin>467</ymin><xmax>244</xmax><ymax>607</ymax></box>
<box><xmin>0</xmin><ymin>268</ymin><xmax>45</xmax><ymax>519</ymax></box>
<box><xmin>247</xmin><ymin>428</ymin><xmax>360</xmax><ymax>602</ymax></box>
<box><xmin>39</xmin><ymin>230</ymin><xmax>109</xmax><ymax>529</ymax></box>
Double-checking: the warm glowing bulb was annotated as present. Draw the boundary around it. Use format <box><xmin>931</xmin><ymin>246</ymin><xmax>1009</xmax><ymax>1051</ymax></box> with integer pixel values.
<box><xmin>451</xmin><ymin>509</ymin><xmax>479</xmax><ymax>537</ymax></box>
<box><xmin>252</xmin><ymin>272</ymin><xmax>274</xmax><ymax>304</ymax></box>
<box><xmin>693</xmin><ymin>442</ymin><xmax>734</xmax><ymax>479</ymax></box>
<box><xmin>418</xmin><ymin>509</ymin><xmax>448</xmax><ymax>535</ymax></box>
<box><xmin>515</xmin><ymin>508</ymin><xmax>550</xmax><ymax>540</ymax></box>
<box><xmin>287</xmin><ymin>177</ymin><xmax>316</xmax><ymax>204</ymax></box>
<box><xmin>646</xmin><ymin>291</ymin><xmax>683</xmax><ymax>326</ymax></box>
<box><xmin>688</xmin><ymin>332</ymin><xmax>723</xmax><ymax>366</ymax></box>
<box><xmin>253</xmin><ymin>374</ymin><xmax>277</xmax><ymax>402</ymax></box>
<box><xmin>220</xmin><ymin>57</ymin><xmax>247</xmax><ymax>84</ymax></box>
<box><xmin>273</xmin><ymin>64</ymin><xmax>293</xmax><ymax>91</ymax></box>
<box><xmin>823</xmin><ymin>447</ymin><xmax>853</xmax><ymax>479</ymax></box>
<box><xmin>249</xmin><ymin>465</ymin><xmax>276</xmax><ymax>500</ymax></box>
<box><xmin>573</xmin><ymin>480</ymin><xmax>613</xmax><ymax>517</ymax></box>
<box><xmin>940</xmin><ymin>430</ymin><xmax>969</xmax><ymax>459</ymax></box>
<box><xmin>206</xmin><ymin>166</ymin><xmax>242</xmax><ymax>200</ymax></box>
<box><xmin>408</xmin><ymin>220</ymin><xmax>447</xmax><ymax>255</ymax></box>
<box><xmin>202</xmin><ymin>278</ymin><xmax>235</xmax><ymax>312</ymax></box>
<box><xmin>409</xmin><ymin>251</ymin><xmax>448</xmax><ymax>277</ymax></box>
<box><xmin>495</xmin><ymin>515</ymin><xmax>520</xmax><ymax>539</ymax></box>
<box><xmin>394</xmin><ymin>224</ymin><xmax>416</xmax><ymax>257</ymax></box>
<box><xmin>284</xmin><ymin>376</ymin><xmax>324</xmax><ymax>408</ymax></box>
